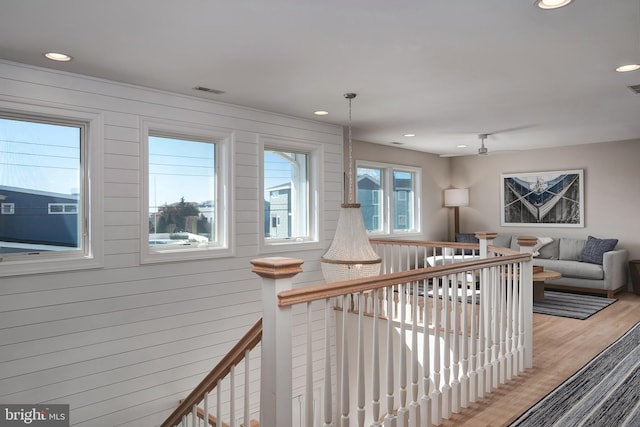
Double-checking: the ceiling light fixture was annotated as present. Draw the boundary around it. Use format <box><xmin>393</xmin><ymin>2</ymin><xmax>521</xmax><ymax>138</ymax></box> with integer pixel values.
<box><xmin>616</xmin><ymin>1</ymin><xmax>640</xmax><ymax>73</ymax></box>
<box><xmin>478</xmin><ymin>134</ymin><xmax>489</xmax><ymax>156</ymax></box>
<box><xmin>457</xmin><ymin>144</ymin><xmax>468</xmax><ymax>148</ymax></box>
<box><xmin>43</xmin><ymin>52</ymin><xmax>73</xmax><ymax>62</ymax></box>
<box><xmin>616</xmin><ymin>64</ymin><xmax>640</xmax><ymax>73</ymax></box>
<box><xmin>321</xmin><ymin>93</ymin><xmax>381</xmax><ymax>283</ymax></box>
<box><xmin>313</xmin><ymin>110</ymin><xmax>329</xmax><ymax>116</ymax></box>
<box><xmin>403</xmin><ymin>133</ymin><xmax>416</xmax><ymax>137</ymax></box>
<box><xmin>536</xmin><ymin>0</ymin><xmax>573</xmax><ymax>10</ymax></box>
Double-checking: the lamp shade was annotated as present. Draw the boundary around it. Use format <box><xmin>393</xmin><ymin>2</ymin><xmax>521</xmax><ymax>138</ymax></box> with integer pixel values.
<box><xmin>321</xmin><ymin>203</ymin><xmax>381</xmax><ymax>283</ymax></box>
<box><xmin>444</xmin><ymin>188</ymin><xmax>469</xmax><ymax>207</ymax></box>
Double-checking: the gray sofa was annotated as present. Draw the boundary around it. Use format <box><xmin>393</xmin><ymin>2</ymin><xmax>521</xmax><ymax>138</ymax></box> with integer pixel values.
<box><xmin>427</xmin><ymin>234</ymin><xmax>629</xmax><ymax>298</ymax></box>
<box><xmin>522</xmin><ymin>236</ymin><xmax>627</xmax><ymax>298</ymax></box>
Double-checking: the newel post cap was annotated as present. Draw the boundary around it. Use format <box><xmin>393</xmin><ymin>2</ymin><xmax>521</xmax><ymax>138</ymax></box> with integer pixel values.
<box><xmin>475</xmin><ymin>231</ymin><xmax>498</xmax><ymax>240</ymax></box>
<box><xmin>251</xmin><ymin>257</ymin><xmax>304</xmax><ymax>279</ymax></box>
<box><xmin>517</xmin><ymin>236</ymin><xmax>539</xmax><ymax>247</ymax></box>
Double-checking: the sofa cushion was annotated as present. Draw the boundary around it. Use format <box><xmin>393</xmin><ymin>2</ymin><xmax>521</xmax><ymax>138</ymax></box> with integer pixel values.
<box><xmin>493</xmin><ymin>234</ymin><xmax>512</xmax><ymax>248</ymax></box>
<box><xmin>537</xmin><ymin>238</ymin><xmax>559</xmax><ymax>259</ymax></box>
<box><xmin>455</xmin><ymin>232</ymin><xmax>478</xmax><ymax>255</ymax></box>
<box><xmin>532</xmin><ymin>237</ymin><xmax>553</xmax><ymax>257</ymax></box>
<box><xmin>580</xmin><ymin>235</ymin><xmax>618</xmax><ymax>265</ymax></box>
<box><xmin>559</xmin><ymin>238</ymin><xmax>586</xmax><ymax>261</ymax></box>
<box><xmin>533</xmin><ymin>259</ymin><xmax>604</xmax><ymax>280</ymax></box>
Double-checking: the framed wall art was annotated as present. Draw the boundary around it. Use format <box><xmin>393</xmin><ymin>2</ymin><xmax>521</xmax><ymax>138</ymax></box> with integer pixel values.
<box><xmin>501</xmin><ymin>169</ymin><xmax>584</xmax><ymax>227</ymax></box>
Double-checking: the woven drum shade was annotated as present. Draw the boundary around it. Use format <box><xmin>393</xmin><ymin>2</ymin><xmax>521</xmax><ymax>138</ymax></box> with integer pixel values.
<box><xmin>321</xmin><ymin>203</ymin><xmax>381</xmax><ymax>283</ymax></box>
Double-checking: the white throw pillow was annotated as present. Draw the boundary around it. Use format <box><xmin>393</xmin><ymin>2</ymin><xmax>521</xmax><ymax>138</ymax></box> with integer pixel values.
<box><xmin>532</xmin><ymin>237</ymin><xmax>553</xmax><ymax>257</ymax></box>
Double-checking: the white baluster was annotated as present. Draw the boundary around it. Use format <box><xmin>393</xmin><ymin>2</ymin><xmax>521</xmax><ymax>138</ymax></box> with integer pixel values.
<box><xmin>483</xmin><ymin>266</ymin><xmax>493</xmax><ymax>395</ymax></box>
<box><xmin>217</xmin><ymin>379</ymin><xmax>222</xmax><ymax>427</ymax></box>
<box><xmin>451</xmin><ymin>273</ymin><xmax>460</xmax><ymax>414</ymax></box>
<box><xmin>441</xmin><ymin>275</ymin><xmax>451</xmax><ymax>420</ymax></box>
<box><xmin>409</xmin><ymin>281</ymin><xmax>420</xmax><ymax>427</ymax></box>
<box><xmin>203</xmin><ymin>392</ymin><xmax>209</xmax><ymax>427</ymax></box>
<box><xmin>469</xmin><ymin>268</ymin><xmax>478</xmax><ymax>404</ymax></box>
<box><xmin>191</xmin><ymin>404</ymin><xmax>197</xmax><ymax>427</ymax></box>
<box><xmin>384</xmin><ymin>286</ymin><xmax>395</xmax><ymax>427</ymax></box>
<box><xmin>230</xmin><ymin>365</ymin><xmax>236</xmax><ymax>427</ymax></box>
<box><xmin>306</xmin><ymin>302</ymin><xmax>314</xmax><ymax>427</ymax></box>
<box><xmin>398</xmin><ymin>283</ymin><xmax>408</xmax><ymax>427</ymax></box>
<box><xmin>341</xmin><ymin>294</ymin><xmax>350</xmax><ymax>427</ymax></box>
<box><xmin>431</xmin><ymin>277</ymin><xmax>442</xmax><ymax>425</ymax></box>
<box><xmin>512</xmin><ymin>266</ymin><xmax>521</xmax><ymax>377</ymax></box>
<box><xmin>357</xmin><ymin>293</ymin><xmax>365</xmax><ymax>427</ymax></box>
<box><xmin>491</xmin><ymin>266</ymin><xmax>500</xmax><ymax>390</ymax></box>
<box><xmin>371</xmin><ymin>288</ymin><xmax>382</xmax><ymax>427</ymax></box>
<box><xmin>505</xmin><ymin>264</ymin><xmax>514</xmax><ymax>382</ymax></box>
<box><xmin>476</xmin><ymin>267</ymin><xmax>486</xmax><ymax>399</ymax></box>
<box><xmin>460</xmin><ymin>270</ymin><xmax>470</xmax><ymax>408</ymax></box>
<box><xmin>420</xmin><ymin>278</ymin><xmax>432</xmax><ymax>427</ymax></box>
<box><xmin>324</xmin><ymin>299</ymin><xmax>334</xmax><ymax>427</ymax></box>
<box><xmin>498</xmin><ymin>266</ymin><xmax>507</xmax><ymax>385</ymax></box>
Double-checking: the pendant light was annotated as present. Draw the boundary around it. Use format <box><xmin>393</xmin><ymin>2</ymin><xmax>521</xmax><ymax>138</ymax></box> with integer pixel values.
<box><xmin>321</xmin><ymin>93</ymin><xmax>382</xmax><ymax>283</ymax></box>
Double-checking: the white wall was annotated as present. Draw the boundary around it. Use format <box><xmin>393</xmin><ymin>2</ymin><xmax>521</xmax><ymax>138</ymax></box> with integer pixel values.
<box><xmin>450</xmin><ymin>139</ymin><xmax>640</xmax><ymax>262</ymax></box>
<box><xmin>0</xmin><ymin>61</ymin><xmax>342</xmax><ymax>426</ymax></box>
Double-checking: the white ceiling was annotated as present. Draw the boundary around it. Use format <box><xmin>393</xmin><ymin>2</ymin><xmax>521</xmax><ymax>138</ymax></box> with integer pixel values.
<box><xmin>1</xmin><ymin>0</ymin><xmax>640</xmax><ymax>156</ymax></box>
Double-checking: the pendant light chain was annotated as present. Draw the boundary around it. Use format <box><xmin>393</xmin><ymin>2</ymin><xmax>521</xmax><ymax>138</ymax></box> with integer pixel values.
<box><xmin>345</xmin><ymin>93</ymin><xmax>356</xmax><ymax>204</ymax></box>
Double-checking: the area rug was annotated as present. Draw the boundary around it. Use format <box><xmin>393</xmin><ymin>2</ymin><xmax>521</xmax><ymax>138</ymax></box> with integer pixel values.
<box><xmin>533</xmin><ymin>291</ymin><xmax>616</xmax><ymax>320</ymax></box>
<box><xmin>509</xmin><ymin>321</ymin><xmax>640</xmax><ymax>426</ymax></box>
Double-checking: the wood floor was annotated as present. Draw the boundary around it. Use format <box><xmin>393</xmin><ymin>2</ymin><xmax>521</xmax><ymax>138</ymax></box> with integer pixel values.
<box><xmin>440</xmin><ymin>291</ymin><xmax>640</xmax><ymax>427</ymax></box>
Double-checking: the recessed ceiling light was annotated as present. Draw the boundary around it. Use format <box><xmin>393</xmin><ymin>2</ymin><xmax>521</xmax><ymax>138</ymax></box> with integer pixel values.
<box><xmin>536</xmin><ymin>0</ymin><xmax>573</xmax><ymax>10</ymax></box>
<box><xmin>43</xmin><ymin>52</ymin><xmax>73</xmax><ymax>62</ymax></box>
<box><xmin>313</xmin><ymin>110</ymin><xmax>329</xmax><ymax>116</ymax></box>
<box><xmin>457</xmin><ymin>144</ymin><xmax>468</xmax><ymax>148</ymax></box>
<box><xmin>403</xmin><ymin>133</ymin><xmax>415</xmax><ymax>137</ymax></box>
<box><xmin>615</xmin><ymin>64</ymin><xmax>640</xmax><ymax>73</ymax></box>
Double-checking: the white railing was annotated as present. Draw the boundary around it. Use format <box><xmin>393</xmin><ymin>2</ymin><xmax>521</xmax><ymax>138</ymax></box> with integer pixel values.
<box><xmin>162</xmin><ymin>233</ymin><xmax>536</xmax><ymax>427</ymax></box>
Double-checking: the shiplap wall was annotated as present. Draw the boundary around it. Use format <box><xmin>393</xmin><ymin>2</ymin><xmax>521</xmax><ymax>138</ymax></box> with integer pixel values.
<box><xmin>0</xmin><ymin>60</ymin><xmax>343</xmax><ymax>426</ymax></box>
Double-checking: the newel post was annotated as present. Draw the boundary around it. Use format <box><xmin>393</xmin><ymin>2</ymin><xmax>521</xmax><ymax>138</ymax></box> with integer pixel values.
<box><xmin>251</xmin><ymin>257</ymin><xmax>304</xmax><ymax>427</ymax></box>
<box><xmin>475</xmin><ymin>231</ymin><xmax>497</xmax><ymax>258</ymax></box>
<box><xmin>517</xmin><ymin>236</ymin><xmax>537</xmax><ymax>369</ymax></box>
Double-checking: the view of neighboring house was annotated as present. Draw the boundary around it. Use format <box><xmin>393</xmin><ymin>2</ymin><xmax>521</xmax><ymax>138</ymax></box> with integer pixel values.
<box><xmin>357</xmin><ymin>173</ymin><xmax>413</xmax><ymax>232</ymax></box>
<box><xmin>0</xmin><ymin>185</ymin><xmax>79</xmax><ymax>252</ymax></box>
<box><xmin>265</xmin><ymin>182</ymin><xmax>291</xmax><ymax>238</ymax></box>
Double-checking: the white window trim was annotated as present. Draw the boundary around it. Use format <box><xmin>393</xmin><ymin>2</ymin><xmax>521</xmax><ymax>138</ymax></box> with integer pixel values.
<box><xmin>1</xmin><ymin>203</ymin><xmax>14</xmax><ymax>214</ymax></box>
<box><xmin>356</xmin><ymin>160</ymin><xmax>421</xmax><ymax>236</ymax></box>
<box><xmin>48</xmin><ymin>203</ymin><xmax>78</xmax><ymax>214</ymax></box>
<box><xmin>259</xmin><ymin>135</ymin><xmax>323</xmax><ymax>254</ymax></box>
<box><xmin>140</xmin><ymin>118</ymin><xmax>234</xmax><ymax>264</ymax></box>
<box><xmin>0</xmin><ymin>99</ymin><xmax>104</xmax><ymax>277</ymax></box>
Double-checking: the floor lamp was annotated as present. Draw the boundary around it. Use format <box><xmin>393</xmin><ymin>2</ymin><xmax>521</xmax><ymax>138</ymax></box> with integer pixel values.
<box><xmin>444</xmin><ymin>188</ymin><xmax>469</xmax><ymax>240</ymax></box>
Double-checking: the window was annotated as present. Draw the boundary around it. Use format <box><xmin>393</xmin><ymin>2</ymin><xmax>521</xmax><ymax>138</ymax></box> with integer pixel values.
<box><xmin>0</xmin><ymin>105</ymin><xmax>103</xmax><ymax>276</ymax></box>
<box><xmin>356</xmin><ymin>161</ymin><xmax>420</xmax><ymax>235</ymax></box>
<box><xmin>48</xmin><ymin>203</ymin><xmax>78</xmax><ymax>214</ymax></box>
<box><xmin>142</xmin><ymin>120</ymin><xmax>231</xmax><ymax>263</ymax></box>
<box><xmin>1</xmin><ymin>203</ymin><xmax>14</xmax><ymax>214</ymax></box>
<box><xmin>260</xmin><ymin>137</ymin><xmax>322</xmax><ymax>251</ymax></box>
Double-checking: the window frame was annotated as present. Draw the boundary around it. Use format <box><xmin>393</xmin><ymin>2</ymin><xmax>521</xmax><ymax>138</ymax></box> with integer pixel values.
<box><xmin>140</xmin><ymin>118</ymin><xmax>233</xmax><ymax>264</ymax></box>
<box><xmin>356</xmin><ymin>160</ymin><xmax>421</xmax><ymax>236</ymax></box>
<box><xmin>1</xmin><ymin>203</ymin><xmax>15</xmax><ymax>215</ymax></box>
<box><xmin>259</xmin><ymin>136</ymin><xmax>323</xmax><ymax>253</ymax></box>
<box><xmin>0</xmin><ymin>100</ymin><xmax>104</xmax><ymax>277</ymax></box>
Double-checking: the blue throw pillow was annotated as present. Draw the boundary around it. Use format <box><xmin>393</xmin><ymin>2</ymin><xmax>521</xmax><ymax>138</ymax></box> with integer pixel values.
<box><xmin>455</xmin><ymin>233</ymin><xmax>479</xmax><ymax>255</ymax></box>
<box><xmin>580</xmin><ymin>235</ymin><xmax>618</xmax><ymax>265</ymax></box>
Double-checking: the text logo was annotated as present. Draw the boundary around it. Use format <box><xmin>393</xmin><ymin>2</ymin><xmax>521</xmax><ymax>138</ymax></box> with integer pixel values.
<box><xmin>1</xmin><ymin>405</ymin><xmax>69</xmax><ymax>427</ymax></box>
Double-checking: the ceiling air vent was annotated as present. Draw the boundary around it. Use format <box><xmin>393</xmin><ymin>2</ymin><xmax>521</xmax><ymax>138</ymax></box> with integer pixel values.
<box><xmin>193</xmin><ymin>86</ymin><xmax>226</xmax><ymax>95</ymax></box>
<box><xmin>627</xmin><ymin>84</ymin><xmax>640</xmax><ymax>94</ymax></box>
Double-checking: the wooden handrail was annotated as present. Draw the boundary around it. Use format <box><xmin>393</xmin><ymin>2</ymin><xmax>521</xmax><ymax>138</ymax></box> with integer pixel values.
<box><xmin>161</xmin><ymin>318</ymin><xmax>263</xmax><ymax>427</ymax></box>
<box><xmin>278</xmin><ymin>252</ymin><xmax>531</xmax><ymax>307</ymax></box>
